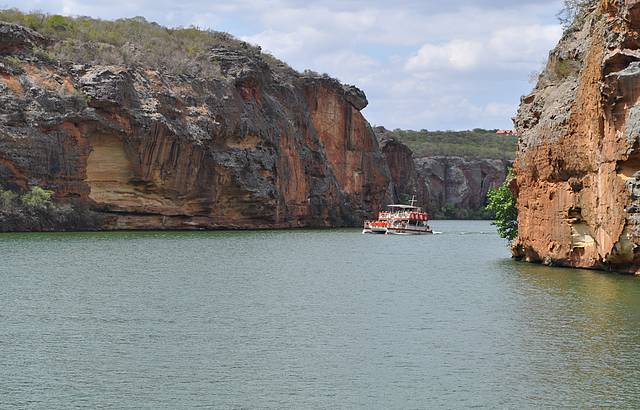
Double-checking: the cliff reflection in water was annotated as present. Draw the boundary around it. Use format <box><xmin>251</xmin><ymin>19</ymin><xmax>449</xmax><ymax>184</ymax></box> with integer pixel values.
<box><xmin>501</xmin><ymin>261</ymin><xmax>640</xmax><ymax>406</ymax></box>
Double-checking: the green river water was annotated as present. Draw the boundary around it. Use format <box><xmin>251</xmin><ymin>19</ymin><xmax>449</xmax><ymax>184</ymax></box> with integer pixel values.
<box><xmin>1</xmin><ymin>220</ymin><xmax>640</xmax><ymax>408</ymax></box>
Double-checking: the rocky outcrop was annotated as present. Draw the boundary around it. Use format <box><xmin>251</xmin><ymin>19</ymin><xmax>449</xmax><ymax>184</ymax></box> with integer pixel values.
<box><xmin>376</xmin><ymin>128</ymin><xmax>509</xmax><ymax>218</ymax></box>
<box><xmin>379</xmin><ymin>136</ymin><xmax>427</xmax><ymax>205</ymax></box>
<box><xmin>0</xmin><ymin>22</ymin><xmax>392</xmax><ymax>230</ymax></box>
<box><xmin>0</xmin><ymin>22</ymin><xmax>45</xmax><ymax>54</ymax></box>
<box><xmin>513</xmin><ymin>0</ymin><xmax>640</xmax><ymax>273</ymax></box>
<box><xmin>342</xmin><ymin>84</ymin><xmax>368</xmax><ymax>111</ymax></box>
<box><xmin>416</xmin><ymin>156</ymin><xmax>509</xmax><ymax>217</ymax></box>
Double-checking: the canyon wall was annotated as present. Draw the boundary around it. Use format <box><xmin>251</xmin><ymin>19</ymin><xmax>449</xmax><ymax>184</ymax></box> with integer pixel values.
<box><xmin>415</xmin><ymin>156</ymin><xmax>509</xmax><ymax>217</ymax></box>
<box><xmin>0</xmin><ymin>22</ymin><xmax>392</xmax><ymax>230</ymax></box>
<box><xmin>378</xmin><ymin>136</ymin><xmax>428</xmax><ymax>206</ymax></box>
<box><xmin>513</xmin><ymin>0</ymin><xmax>640</xmax><ymax>273</ymax></box>
<box><xmin>379</xmin><ymin>134</ymin><xmax>509</xmax><ymax>218</ymax></box>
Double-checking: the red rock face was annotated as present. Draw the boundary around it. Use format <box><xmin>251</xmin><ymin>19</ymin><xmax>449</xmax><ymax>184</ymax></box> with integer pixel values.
<box><xmin>0</xmin><ymin>24</ymin><xmax>391</xmax><ymax>230</ymax></box>
<box><xmin>304</xmin><ymin>80</ymin><xmax>391</xmax><ymax>219</ymax></box>
<box><xmin>514</xmin><ymin>1</ymin><xmax>640</xmax><ymax>273</ymax></box>
<box><xmin>378</xmin><ymin>137</ymin><xmax>428</xmax><ymax>206</ymax></box>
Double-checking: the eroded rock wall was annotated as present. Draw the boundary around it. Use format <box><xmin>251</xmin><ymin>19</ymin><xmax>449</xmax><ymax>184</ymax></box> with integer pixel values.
<box><xmin>0</xmin><ymin>22</ymin><xmax>392</xmax><ymax>230</ymax></box>
<box><xmin>377</xmin><ymin>133</ymin><xmax>508</xmax><ymax>217</ymax></box>
<box><xmin>416</xmin><ymin>156</ymin><xmax>509</xmax><ymax>216</ymax></box>
<box><xmin>513</xmin><ymin>0</ymin><xmax>640</xmax><ymax>273</ymax></box>
<box><xmin>379</xmin><ymin>136</ymin><xmax>428</xmax><ymax>206</ymax></box>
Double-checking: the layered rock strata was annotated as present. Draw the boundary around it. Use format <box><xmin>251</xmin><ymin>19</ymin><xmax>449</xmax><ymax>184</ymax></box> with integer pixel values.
<box><xmin>0</xmin><ymin>22</ymin><xmax>391</xmax><ymax>230</ymax></box>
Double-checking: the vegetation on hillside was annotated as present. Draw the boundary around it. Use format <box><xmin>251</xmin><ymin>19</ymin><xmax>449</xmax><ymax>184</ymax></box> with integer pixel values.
<box><xmin>0</xmin><ymin>185</ymin><xmax>99</xmax><ymax>231</ymax></box>
<box><xmin>486</xmin><ymin>171</ymin><xmax>518</xmax><ymax>241</ymax></box>
<box><xmin>430</xmin><ymin>204</ymin><xmax>493</xmax><ymax>220</ymax></box>
<box><xmin>379</xmin><ymin>128</ymin><xmax>517</xmax><ymax>160</ymax></box>
<box><xmin>557</xmin><ymin>0</ymin><xmax>597</xmax><ymax>31</ymax></box>
<box><xmin>0</xmin><ymin>9</ymin><xmax>297</xmax><ymax>78</ymax></box>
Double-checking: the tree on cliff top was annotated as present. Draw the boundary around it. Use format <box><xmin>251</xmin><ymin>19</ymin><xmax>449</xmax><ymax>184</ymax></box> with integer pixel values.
<box><xmin>557</xmin><ymin>0</ymin><xmax>597</xmax><ymax>29</ymax></box>
<box><xmin>486</xmin><ymin>170</ymin><xmax>517</xmax><ymax>241</ymax></box>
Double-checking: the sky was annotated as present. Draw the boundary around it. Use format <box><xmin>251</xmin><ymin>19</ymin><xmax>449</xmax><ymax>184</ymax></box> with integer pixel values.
<box><xmin>1</xmin><ymin>0</ymin><xmax>565</xmax><ymax>130</ymax></box>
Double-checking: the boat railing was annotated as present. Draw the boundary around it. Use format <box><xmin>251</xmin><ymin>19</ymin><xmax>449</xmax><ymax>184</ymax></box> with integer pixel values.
<box><xmin>379</xmin><ymin>211</ymin><xmax>428</xmax><ymax>220</ymax></box>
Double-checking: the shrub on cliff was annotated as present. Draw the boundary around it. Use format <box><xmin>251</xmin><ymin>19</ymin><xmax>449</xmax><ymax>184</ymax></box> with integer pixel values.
<box><xmin>558</xmin><ymin>0</ymin><xmax>597</xmax><ymax>31</ymax></box>
<box><xmin>0</xmin><ymin>187</ymin><xmax>17</xmax><ymax>210</ymax></box>
<box><xmin>21</xmin><ymin>186</ymin><xmax>53</xmax><ymax>209</ymax></box>
<box><xmin>435</xmin><ymin>204</ymin><xmax>494</xmax><ymax>220</ymax></box>
<box><xmin>486</xmin><ymin>171</ymin><xmax>517</xmax><ymax>241</ymax></box>
<box><xmin>0</xmin><ymin>185</ymin><xmax>100</xmax><ymax>231</ymax></box>
<box><xmin>0</xmin><ymin>9</ymin><xmax>296</xmax><ymax>78</ymax></box>
<box><xmin>376</xmin><ymin>128</ymin><xmax>517</xmax><ymax>161</ymax></box>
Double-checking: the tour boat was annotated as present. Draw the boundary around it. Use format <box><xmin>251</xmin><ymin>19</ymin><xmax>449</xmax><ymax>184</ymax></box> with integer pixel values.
<box><xmin>363</xmin><ymin>197</ymin><xmax>433</xmax><ymax>235</ymax></box>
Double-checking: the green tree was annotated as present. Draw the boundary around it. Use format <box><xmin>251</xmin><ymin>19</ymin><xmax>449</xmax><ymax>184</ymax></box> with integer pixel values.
<box><xmin>0</xmin><ymin>186</ymin><xmax>17</xmax><ymax>210</ymax></box>
<box><xmin>46</xmin><ymin>15</ymin><xmax>74</xmax><ymax>32</ymax></box>
<box><xmin>486</xmin><ymin>170</ymin><xmax>518</xmax><ymax>241</ymax></box>
<box><xmin>21</xmin><ymin>186</ymin><xmax>54</xmax><ymax>209</ymax></box>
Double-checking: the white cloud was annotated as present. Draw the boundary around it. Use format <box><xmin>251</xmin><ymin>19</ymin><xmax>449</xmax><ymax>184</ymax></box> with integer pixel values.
<box><xmin>488</xmin><ymin>24</ymin><xmax>563</xmax><ymax>64</ymax></box>
<box><xmin>243</xmin><ymin>27</ymin><xmax>330</xmax><ymax>59</ymax></box>
<box><xmin>312</xmin><ymin>51</ymin><xmax>380</xmax><ymax>81</ymax></box>
<box><xmin>406</xmin><ymin>24</ymin><xmax>561</xmax><ymax>74</ymax></box>
<box><xmin>405</xmin><ymin>40</ymin><xmax>483</xmax><ymax>72</ymax></box>
<box><xmin>484</xmin><ymin>102</ymin><xmax>516</xmax><ymax>117</ymax></box>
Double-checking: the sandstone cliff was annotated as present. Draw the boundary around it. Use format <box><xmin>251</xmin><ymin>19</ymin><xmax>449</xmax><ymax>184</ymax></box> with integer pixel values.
<box><xmin>377</xmin><ymin>130</ymin><xmax>509</xmax><ymax>218</ymax></box>
<box><xmin>415</xmin><ymin>156</ymin><xmax>509</xmax><ymax>218</ymax></box>
<box><xmin>513</xmin><ymin>0</ymin><xmax>640</xmax><ymax>273</ymax></box>
<box><xmin>378</xmin><ymin>136</ymin><xmax>428</xmax><ymax>206</ymax></box>
<box><xmin>0</xmin><ymin>20</ymin><xmax>392</xmax><ymax>230</ymax></box>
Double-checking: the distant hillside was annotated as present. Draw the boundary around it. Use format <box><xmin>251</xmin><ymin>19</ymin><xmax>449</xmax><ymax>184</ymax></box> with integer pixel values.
<box><xmin>374</xmin><ymin>127</ymin><xmax>517</xmax><ymax>160</ymax></box>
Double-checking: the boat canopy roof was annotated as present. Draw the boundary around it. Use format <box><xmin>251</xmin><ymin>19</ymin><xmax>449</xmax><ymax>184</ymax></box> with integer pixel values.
<box><xmin>386</xmin><ymin>204</ymin><xmax>420</xmax><ymax>210</ymax></box>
